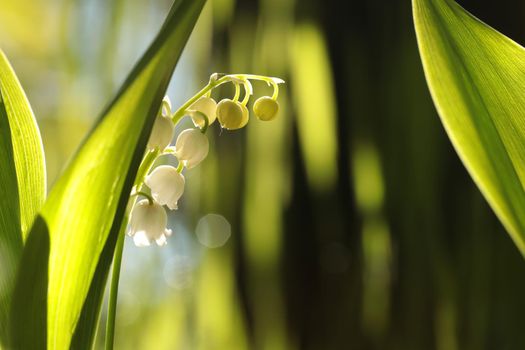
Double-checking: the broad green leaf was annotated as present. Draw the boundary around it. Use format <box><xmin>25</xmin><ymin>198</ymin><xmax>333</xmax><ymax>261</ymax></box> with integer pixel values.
<box><xmin>413</xmin><ymin>0</ymin><xmax>525</xmax><ymax>254</ymax></box>
<box><xmin>0</xmin><ymin>50</ymin><xmax>46</xmax><ymax>345</ymax></box>
<box><xmin>10</xmin><ymin>0</ymin><xmax>206</xmax><ymax>348</ymax></box>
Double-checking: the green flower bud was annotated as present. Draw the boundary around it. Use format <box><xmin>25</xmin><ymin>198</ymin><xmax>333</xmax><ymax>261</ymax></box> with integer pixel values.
<box><xmin>253</xmin><ymin>96</ymin><xmax>279</xmax><ymax>121</ymax></box>
<box><xmin>217</xmin><ymin>99</ymin><xmax>245</xmax><ymax>130</ymax></box>
<box><xmin>239</xmin><ymin>103</ymin><xmax>249</xmax><ymax>128</ymax></box>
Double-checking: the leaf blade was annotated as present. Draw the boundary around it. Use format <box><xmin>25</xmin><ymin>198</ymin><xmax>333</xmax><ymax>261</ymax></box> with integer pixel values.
<box><xmin>413</xmin><ymin>0</ymin><xmax>525</xmax><ymax>252</ymax></box>
<box><xmin>0</xmin><ymin>51</ymin><xmax>46</xmax><ymax>237</ymax></box>
<box><xmin>0</xmin><ymin>50</ymin><xmax>46</xmax><ymax>346</ymax></box>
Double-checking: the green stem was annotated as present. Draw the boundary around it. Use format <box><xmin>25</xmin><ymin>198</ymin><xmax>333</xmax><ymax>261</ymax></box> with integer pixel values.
<box><xmin>171</xmin><ymin>75</ymin><xmax>230</xmax><ymax>123</ymax></box>
<box><xmin>232</xmin><ymin>83</ymin><xmax>241</xmax><ymax>102</ymax></box>
<box><xmin>234</xmin><ymin>74</ymin><xmax>281</xmax><ymax>100</ymax></box>
<box><xmin>105</xmin><ymin>148</ymin><xmax>159</xmax><ymax>350</ymax></box>
<box><xmin>134</xmin><ymin>149</ymin><xmax>159</xmax><ymax>188</ymax></box>
<box><xmin>241</xmin><ymin>80</ymin><xmax>252</xmax><ymax>106</ymax></box>
<box><xmin>176</xmin><ymin>161</ymin><xmax>184</xmax><ymax>173</ymax></box>
<box><xmin>104</xmin><ymin>218</ymin><xmax>126</xmax><ymax>350</ymax></box>
<box><xmin>134</xmin><ymin>191</ymin><xmax>154</xmax><ymax>204</ymax></box>
<box><xmin>271</xmin><ymin>81</ymin><xmax>279</xmax><ymax>100</ymax></box>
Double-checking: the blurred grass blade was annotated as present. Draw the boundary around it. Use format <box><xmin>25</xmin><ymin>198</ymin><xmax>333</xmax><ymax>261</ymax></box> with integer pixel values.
<box><xmin>413</xmin><ymin>0</ymin><xmax>525</xmax><ymax>253</ymax></box>
<box><xmin>0</xmin><ymin>50</ymin><xmax>46</xmax><ymax>345</ymax></box>
<box><xmin>10</xmin><ymin>0</ymin><xmax>206</xmax><ymax>348</ymax></box>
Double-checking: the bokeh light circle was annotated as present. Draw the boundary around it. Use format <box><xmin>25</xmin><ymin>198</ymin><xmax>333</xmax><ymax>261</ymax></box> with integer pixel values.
<box><xmin>196</xmin><ymin>214</ymin><xmax>231</xmax><ymax>248</ymax></box>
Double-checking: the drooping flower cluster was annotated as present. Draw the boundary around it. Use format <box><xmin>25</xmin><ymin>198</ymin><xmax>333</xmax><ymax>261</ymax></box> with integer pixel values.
<box><xmin>127</xmin><ymin>73</ymin><xmax>284</xmax><ymax>247</ymax></box>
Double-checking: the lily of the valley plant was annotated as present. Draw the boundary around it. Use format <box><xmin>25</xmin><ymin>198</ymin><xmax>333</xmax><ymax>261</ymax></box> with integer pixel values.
<box><xmin>127</xmin><ymin>73</ymin><xmax>284</xmax><ymax>247</ymax></box>
<box><xmin>105</xmin><ymin>72</ymin><xmax>284</xmax><ymax>348</ymax></box>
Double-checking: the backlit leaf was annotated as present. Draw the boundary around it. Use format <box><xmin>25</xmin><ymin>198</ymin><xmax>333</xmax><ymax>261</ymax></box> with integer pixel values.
<box><xmin>0</xmin><ymin>49</ymin><xmax>46</xmax><ymax>346</ymax></box>
<box><xmin>413</xmin><ymin>0</ymin><xmax>525</xmax><ymax>252</ymax></box>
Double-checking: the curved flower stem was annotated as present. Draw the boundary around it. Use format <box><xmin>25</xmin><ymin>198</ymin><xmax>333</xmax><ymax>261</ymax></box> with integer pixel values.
<box><xmin>240</xmin><ymin>80</ymin><xmax>252</xmax><ymax>106</ymax></box>
<box><xmin>133</xmin><ymin>191</ymin><xmax>154</xmax><ymax>205</ymax></box>
<box><xmin>170</xmin><ymin>73</ymin><xmax>284</xmax><ymax>124</ymax></box>
<box><xmin>171</xmin><ymin>75</ymin><xmax>231</xmax><ymax>123</ymax></box>
<box><xmin>232</xmin><ymin>83</ymin><xmax>241</xmax><ymax>102</ymax></box>
<box><xmin>271</xmin><ymin>81</ymin><xmax>279</xmax><ymax>100</ymax></box>
<box><xmin>105</xmin><ymin>148</ymin><xmax>159</xmax><ymax>350</ymax></box>
<box><xmin>176</xmin><ymin>161</ymin><xmax>184</xmax><ymax>173</ymax></box>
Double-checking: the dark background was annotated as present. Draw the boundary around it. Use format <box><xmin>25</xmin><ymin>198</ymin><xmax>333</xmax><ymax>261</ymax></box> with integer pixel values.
<box><xmin>224</xmin><ymin>0</ymin><xmax>525</xmax><ymax>349</ymax></box>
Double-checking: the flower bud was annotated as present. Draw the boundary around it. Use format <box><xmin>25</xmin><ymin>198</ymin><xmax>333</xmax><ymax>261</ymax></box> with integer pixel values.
<box><xmin>147</xmin><ymin>114</ymin><xmax>175</xmax><ymax>151</ymax></box>
<box><xmin>253</xmin><ymin>96</ymin><xmax>279</xmax><ymax>121</ymax></box>
<box><xmin>161</xmin><ymin>95</ymin><xmax>172</xmax><ymax>117</ymax></box>
<box><xmin>174</xmin><ymin>128</ymin><xmax>209</xmax><ymax>169</ymax></box>
<box><xmin>217</xmin><ymin>99</ymin><xmax>245</xmax><ymax>130</ymax></box>
<box><xmin>128</xmin><ymin>199</ymin><xmax>172</xmax><ymax>247</ymax></box>
<box><xmin>190</xmin><ymin>97</ymin><xmax>217</xmax><ymax>128</ymax></box>
<box><xmin>239</xmin><ymin>103</ymin><xmax>249</xmax><ymax>128</ymax></box>
<box><xmin>145</xmin><ymin>165</ymin><xmax>185</xmax><ymax>210</ymax></box>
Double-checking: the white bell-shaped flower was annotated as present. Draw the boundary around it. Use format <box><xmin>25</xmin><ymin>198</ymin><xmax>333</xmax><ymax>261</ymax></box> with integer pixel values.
<box><xmin>147</xmin><ymin>114</ymin><xmax>175</xmax><ymax>151</ymax></box>
<box><xmin>161</xmin><ymin>95</ymin><xmax>172</xmax><ymax>117</ymax></box>
<box><xmin>128</xmin><ymin>199</ymin><xmax>172</xmax><ymax>247</ymax></box>
<box><xmin>145</xmin><ymin>165</ymin><xmax>185</xmax><ymax>210</ymax></box>
<box><xmin>190</xmin><ymin>97</ymin><xmax>217</xmax><ymax>128</ymax></box>
<box><xmin>174</xmin><ymin>128</ymin><xmax>209</xmax><ymax>169</ymax></box>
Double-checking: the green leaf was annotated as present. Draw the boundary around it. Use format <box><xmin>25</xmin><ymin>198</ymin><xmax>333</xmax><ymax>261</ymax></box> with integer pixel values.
<box><xmin>413</xmin><ymin>0</ymin><xmax>525</xmax><ymax>253</ymax></box>
<box><xmin>0</xmin><ymin>50</ymin><xmax>46</xmax><ymax>345</ymax></box>
<box><xmin>10</xmin><ymin>0</ymin><xmax>206</xmax><ymax>348</ymax></box>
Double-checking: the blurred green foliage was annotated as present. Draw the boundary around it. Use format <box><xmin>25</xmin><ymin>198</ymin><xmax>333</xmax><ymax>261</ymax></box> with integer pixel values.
<box><xmin>2</xmin><ymin>0</ymin><xmax>525</xmax><ymax>349</ymax></box>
